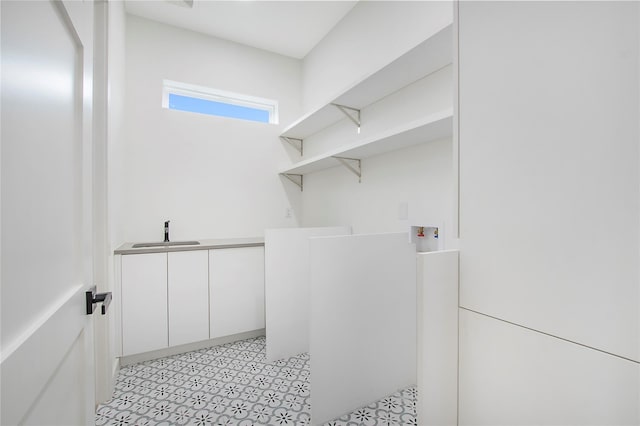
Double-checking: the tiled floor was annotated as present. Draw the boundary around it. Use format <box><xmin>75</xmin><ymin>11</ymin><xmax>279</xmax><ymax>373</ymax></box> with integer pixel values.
<box><xmin>96</xmin><ymin>336</ymin><xmax>417</xmax><ymax>425</ymax></box>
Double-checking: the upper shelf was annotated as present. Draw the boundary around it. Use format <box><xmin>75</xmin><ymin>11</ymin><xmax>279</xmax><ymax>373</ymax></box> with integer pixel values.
<box><xmin>279</xmin><ymin>108</ymin><xmax>453</xmax><ymax>176</ymax></box>
<box><xmin>281</xmin><ymin>24</ymin><xmax>453</xmax><ymax>140</ymax></box>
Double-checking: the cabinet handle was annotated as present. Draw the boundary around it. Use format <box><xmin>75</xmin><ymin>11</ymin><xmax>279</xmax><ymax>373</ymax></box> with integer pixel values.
<box><xmin>86</xmin><ymin>286</ymin><xmax>112</xmax><ymax>315</ymax></box>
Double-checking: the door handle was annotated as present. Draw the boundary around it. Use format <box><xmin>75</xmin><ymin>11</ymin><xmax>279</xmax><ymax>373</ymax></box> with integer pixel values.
<box><xmin>86</xmin><ymin>286</ymin><xmax>112</xmax><ymax>315</ymax></box>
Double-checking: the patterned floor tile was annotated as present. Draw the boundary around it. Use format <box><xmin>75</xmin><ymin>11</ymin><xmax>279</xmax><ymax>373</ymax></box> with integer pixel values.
<box><xmin>96</xmin><ymin>337</ymin><xmax>417</xmax><ymax>425</ymax></box>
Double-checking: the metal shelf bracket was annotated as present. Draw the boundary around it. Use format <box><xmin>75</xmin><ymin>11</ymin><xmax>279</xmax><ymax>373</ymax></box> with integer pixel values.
<box><xmin>280</xmin><ymin>136</ymin><xmax>303</xmax><ymax>156</ymax></box>
<box><xmin>333</xmin><ymin>156</ymin><xmax>362</xmax><ymax>183</ymax></box>
<box><xmin>280</xmin><ymin>173</ymin><xmax>303</xmax><ymax>191</ymax></box>
<box><xmin>331</xmin><ymin>103</ymin><xmax>361</xmax><ymax>133</ymax></box>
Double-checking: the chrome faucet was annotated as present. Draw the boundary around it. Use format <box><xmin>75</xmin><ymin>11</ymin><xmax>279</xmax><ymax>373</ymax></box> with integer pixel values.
<box><xmin>164</xmin><ymin>220</ymin><xmax>170</xmax><ymax>242</ymax></box>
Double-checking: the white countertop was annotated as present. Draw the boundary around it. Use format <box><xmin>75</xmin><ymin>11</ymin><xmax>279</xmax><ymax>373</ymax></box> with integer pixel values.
<box><xmin>114</xmin><ymin>237</ymin><xmax>264</xmax><ymax>255</ymax></box>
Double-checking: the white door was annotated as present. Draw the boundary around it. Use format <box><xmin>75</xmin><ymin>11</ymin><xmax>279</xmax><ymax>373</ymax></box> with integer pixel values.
<box><xmin>1</xmin><ymin>1</ymin><xmax>98</xmax><ymax>425</ymax></box>
<box><xmin>210</xmin><ymin>247</ymin><xmax>265</xmax><ymax>339</ymax></box>
<box><xmin>121</xmin><ymin>253</ymin><xmax>168</xmax><ymax>356</ymax></box>
<box><xmin>168</xmin><ymin>250</ymin><xmax>209</xmax><ymax>347</ymax></box>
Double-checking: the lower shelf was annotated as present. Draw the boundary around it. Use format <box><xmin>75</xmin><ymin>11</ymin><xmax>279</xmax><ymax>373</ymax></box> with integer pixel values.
<box><xmin>279</xmin><ymin>109</ymin><xmax>453</xmax><ymax>179</ymax></box>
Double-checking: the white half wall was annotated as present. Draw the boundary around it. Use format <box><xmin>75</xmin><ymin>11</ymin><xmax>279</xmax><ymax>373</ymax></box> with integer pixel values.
<box><xmin>459</xmin><ymin>309</ymin><xmax>640</xmax><ymax>425</ymax></box>
<box><xmin>309</xmin><ymin>233</ymin><xmax>416</xmax><ymax>425</ymax></box>
<box><xmin>417</xmin><ymin>250</ymin><xmax>458</xmax><ymax>426</ymax></box>
<box><xmin>302</xmin><ymin>0</ymin><xmax>452</xmax><ymax>112</ymax></box>
<box><xmin>264</xmin><ymin>226</ymin><xmax>351</xmax><ymax>363</ymax></box>
<box><xmin>123</xmin><ymin>15</ymin><xmax>302</xmax><ymax>243</ymax></box>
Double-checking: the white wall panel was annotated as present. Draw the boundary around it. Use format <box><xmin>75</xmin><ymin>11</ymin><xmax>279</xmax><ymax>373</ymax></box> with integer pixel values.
<box><xmin>459</xmin><ymin>309</ymin><xmax>639</xmax><ymax>425</ymax></box>
<box><xmin>264</xmin><ymin>226</ymin><xmax>351</xmax><ymax>362</ymax></box>
<box><xmin>417</xmin><ymin>250</ymin><xmax>458</xmax><ymax>426</ymax></box>
<box><xmin>309</xmin><ymin>233</ymin><xmax>416</xmax><ymax>425</ymax></box>
<box><xmin>458</xmin><ymin>0</ymin><xmax>639</xmax><ymax>361</ymax></box>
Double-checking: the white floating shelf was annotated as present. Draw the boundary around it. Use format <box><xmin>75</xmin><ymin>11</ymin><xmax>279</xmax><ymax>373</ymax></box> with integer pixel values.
<box><xmin>281</xmin><ymin>24</ymin><xmax>453</xmax><ymax>140</ymax></box>
<box><xmin>279</xmin><ymin>108</ymin><xmax>453</xmax><ymax>176</ymax></box>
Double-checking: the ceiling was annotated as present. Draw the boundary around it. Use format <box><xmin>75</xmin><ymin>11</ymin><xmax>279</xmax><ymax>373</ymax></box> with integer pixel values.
<box><xmin>124</xmin><ymin>0</ymin><xmax>358</xmax><ymax>59</ymax></box>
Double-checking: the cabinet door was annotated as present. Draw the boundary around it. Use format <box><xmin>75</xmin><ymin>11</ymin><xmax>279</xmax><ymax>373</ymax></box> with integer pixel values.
<box><xmin>121</xmin><ymin>253</ymin><xmax>168</xmax><ymax>356</ymax></box>
<box><xmin>168</xmin><ymin>250</ymin><xmax>209</xmax><ymax>346</ymax></box>
<box><xmin>210</xmin><ymin>247</ymin><xmax>265</xmax><ymax>338</ymax></box>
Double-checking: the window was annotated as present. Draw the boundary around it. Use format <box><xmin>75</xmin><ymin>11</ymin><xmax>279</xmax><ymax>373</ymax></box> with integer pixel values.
<box><xmin>162</xmin><ymin>80</ymin><xmax>278</xmax><ymax>124</ymax></box>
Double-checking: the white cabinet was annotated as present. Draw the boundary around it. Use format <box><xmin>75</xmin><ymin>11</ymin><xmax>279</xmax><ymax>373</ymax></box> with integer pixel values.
<box><xmin>121</xmin><ymin>253</ymin><xmax>168</xmax><ymax>356</ymax></box>
<box><xmin>120</xmin><ymin>245</ymin><xmax>265</xmax><ymax>357</ymax></box>
<box><xmin>168</xmin><ymin>250</ymin><xmax>209</xmax><ymax>346</ymax></box>
<box><xmin>209</xmin><ymin>247</ymin><xmax>265</xmax><ymax>339</ymax></box>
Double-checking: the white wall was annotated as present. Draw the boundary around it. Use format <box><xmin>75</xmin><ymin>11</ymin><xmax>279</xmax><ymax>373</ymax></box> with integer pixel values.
<box><xmin>301</xmin><ymin>66</ymin><xmax>454</xmax><ymax>237</ymax></box>
<box><xmin>96</xmin><ymin>0</ymin><xmax>127</xmax><ymax>403</ymax></box>
<box><xmin>296</xmin><ymin>2</ymin><xmax>454</xmax><ymax>238</ymax></box>
<box><xmin>108</xmin><ymin>1</ymin><xmax>126</xmax><ymax>259</ymax></box>
<box><xmin>458</xmin><ymin>1</ymin><xmax>640</xmax><ymax>423</ymax></box>
<box><xmin>459</xmin><ymin>310</ymin><xmax>639</xmax><ymax>426</ymax></box>
<box><xmin>123</xmin><ymin>15</ymin><xmax>302</xmax><ymax>243</ymax></box>
<box><xmin>92</xmin><ymin>0</ymin><xmax>111</xmax><ymax>404</ymax></box>
<box><xmin>302</xmin><ymin>138</ymin><xmax>452</xmax><ymax>236</ymax></box>
<box><xmin>302</xmin><ymin>0</ymin><xmax>452</xmax><ymax>112</ymax></box>
<box><xmin>301</xmin><ymin>65</ymin><xmax>452</xmax><ymax>159</ymax></box>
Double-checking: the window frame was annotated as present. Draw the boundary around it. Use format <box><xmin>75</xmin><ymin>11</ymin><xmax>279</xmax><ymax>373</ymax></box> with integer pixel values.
<box><xmin>162</xmin><ymin>79</ymin><xmax>279</xmax><ymax>124</ymax></box>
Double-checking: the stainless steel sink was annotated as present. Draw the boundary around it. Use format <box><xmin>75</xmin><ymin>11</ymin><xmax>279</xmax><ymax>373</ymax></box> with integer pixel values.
<box><xmin>132</xmin><ymin>241</ymin><xmax>200</xmax><ymax>248</ymax></box>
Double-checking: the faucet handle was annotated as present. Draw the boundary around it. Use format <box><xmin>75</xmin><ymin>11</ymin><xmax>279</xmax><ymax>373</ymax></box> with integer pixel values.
<box><xmin>164</xmin><ymin>220</ymin><xmax>170</xmax><ymax>242</ymax></box>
